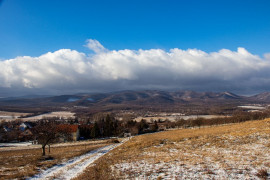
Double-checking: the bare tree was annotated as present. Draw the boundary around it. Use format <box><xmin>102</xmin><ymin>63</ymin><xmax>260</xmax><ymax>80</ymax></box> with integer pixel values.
<box><xmin>34</xmin><ymin>121</ymin><xmax>73</xmax><ymax>156</ymax></box>
<box><xmin>33</xmin><ymin>121</ymin><xmax>58</xmax><ymax>156</ymax></box>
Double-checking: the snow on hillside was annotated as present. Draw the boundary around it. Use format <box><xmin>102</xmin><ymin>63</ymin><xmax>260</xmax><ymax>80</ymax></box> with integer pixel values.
<box><xmin>107</xmin><ymin>119</ymin><xmax>270</xmax><ymax>179</ymax></box>
<box><xmin>114</xmin><ymin>136</ymin><xmax>269</xmax><ymax>179</ymax></box>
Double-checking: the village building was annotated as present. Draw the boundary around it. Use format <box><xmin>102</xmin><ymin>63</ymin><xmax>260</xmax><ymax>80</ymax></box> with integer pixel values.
<box><xmin>19</xmin><ymin>122</ymin><xmax>35</xmax><ymax>131</ymax></box>
<box><xmin>57</xmin><ymin>124</ymin><xmax>80</xmax><ymax>142</ymax></box>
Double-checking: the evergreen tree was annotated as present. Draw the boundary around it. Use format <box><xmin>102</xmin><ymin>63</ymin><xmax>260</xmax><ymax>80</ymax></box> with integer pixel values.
<box><xmin>152</xmin><ymin>120</ymin><xmax>159</xmax><ymax>132</ymax></box>
<box><xmin>137</xmin><ymin>119</ymin><xmax>149</xmax><ymax>134</ymax></box>
<box><xmin>91</xmin><ymin>122</ymin><xmax>100</xmax><ymax>138</ymax></box>
<box><xmin>104</xmin><ymin>114</ymin><xmax>112</xmax><ymax>137</ymax></box>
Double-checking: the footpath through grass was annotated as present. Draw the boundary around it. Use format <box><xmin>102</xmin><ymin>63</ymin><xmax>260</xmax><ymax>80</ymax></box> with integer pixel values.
<box><xmin>0</xmin><ymin>140</ymin><xmax>111</xmax><ymax>179</ymax></box>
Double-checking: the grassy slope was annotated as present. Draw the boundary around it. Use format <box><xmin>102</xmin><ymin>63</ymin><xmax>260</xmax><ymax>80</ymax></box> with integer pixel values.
<box><xmin>0</xmin><ymin>141</ymin><xmax>111</xmax><ymax>179</ymax></box>
<box><xmin>76</xmin><ymin>119</ymin><xmax>270</xmax><ymax>179</ymax></box>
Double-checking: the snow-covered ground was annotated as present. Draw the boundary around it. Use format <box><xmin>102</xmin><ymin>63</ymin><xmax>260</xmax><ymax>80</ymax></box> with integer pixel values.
<box><xmin>29</xmin><ymin>139</ymin><xmax>127</xmax><ymax>180</ymax></box>
<box><xmin>238</xmin><ymin>105</ymin><xmax>265</xmax><ymax>110</ymax></box>
<box><xmin>0</xmin><ymin>111</ymin><xmax>29</xmax><ymax>121</ymax></box>
<box><xmin>114</xmin><ymin>138</ymin><xmax>270</xmax><ymax>179</ymax></box>
<box><xmin>22</xmin><ymin>111</ymin><xmax>75</xmax><ymax>121</ymax></box>
<box><xmin>134</xmin><ymin>115</ymin><xmax>227</xmax><ymax>122</ymax></box>
<box><xmin>0</xmin><ymin>139</ymin><xmax>109</xmax><ymax>151</ymax></box>
<box><xmin>0</xmin><ymin>142</ymin><xmax>33</xmax><ymax>147</ymax></box>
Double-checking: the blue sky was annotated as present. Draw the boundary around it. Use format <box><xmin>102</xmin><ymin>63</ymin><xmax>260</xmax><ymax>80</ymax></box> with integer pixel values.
<box><xmin>1</xmin><ymin>0</ymin><xmax>270</xmax><ymax>59</ymax></box>
<box><xmin>0</xmin><ymin>0</ymin><xmax>270</xmax><ymax>96</ymax></box>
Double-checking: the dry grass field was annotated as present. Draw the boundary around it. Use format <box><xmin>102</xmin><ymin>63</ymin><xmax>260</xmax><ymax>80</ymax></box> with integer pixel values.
<box><xmin>0</xmin><ymin>140</ymin><xmax>111</xmax><ymax>179</ymax></box>
<box><xmin>77</xmin><ymin>119</ymin><xmax>270</xmax><ymax>179</ymax></box>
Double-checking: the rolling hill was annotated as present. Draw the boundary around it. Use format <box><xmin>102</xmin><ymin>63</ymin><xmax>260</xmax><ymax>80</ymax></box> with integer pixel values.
<box><xmin>0</xmin><ymin>90</ymin><xmax>268</xmax><ymax>113</ymax></box>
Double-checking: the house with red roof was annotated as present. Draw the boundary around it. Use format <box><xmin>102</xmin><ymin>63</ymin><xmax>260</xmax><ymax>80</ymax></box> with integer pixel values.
<box><xmin>57</xmin><ymin>124</ymin><xmax>80</xmax><ymax>141</ymax></box>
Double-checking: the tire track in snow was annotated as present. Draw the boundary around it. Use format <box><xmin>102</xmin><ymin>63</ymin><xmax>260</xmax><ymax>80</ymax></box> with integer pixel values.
<box><xmin>29</xmin><ymin>139</ymin><xmax>128</xmax><ymax>180</ymax></box>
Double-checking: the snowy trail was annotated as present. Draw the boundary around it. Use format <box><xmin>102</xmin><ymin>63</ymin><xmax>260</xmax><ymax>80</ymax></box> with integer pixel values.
<box><xmin>29</xmin><ymin>139</ymin><xmax>128</xmax><ymax>180</ymax></box>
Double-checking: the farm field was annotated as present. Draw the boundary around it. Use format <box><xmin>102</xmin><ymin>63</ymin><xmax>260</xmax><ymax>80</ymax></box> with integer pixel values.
<box><xmin>0</xmin><ymin>111</ymin><xmax>75</xmax><ymax>122</ymax></box>
<box><xmin>21</xmin><ymin>111</ymin><xmax>75</xmax><ymax>121</ymax></box>
<box><xmin>76</xmin><ymin>118</ymin><xmax>270</xmax><ymax>179</ymax></box>
<box><xmin>0</xmin><ymin>139</ymin><xmax>112</xmax><ymax>179</ymax></box>
<box><xmin>134</xmin><ymin>114</ymin><xmax>227</xmax><ymax>122</ymax></box>
<box><xmin>0</xmin><ymin>111</ymin><xmax>29</xmax><ymax>122</ymax></box>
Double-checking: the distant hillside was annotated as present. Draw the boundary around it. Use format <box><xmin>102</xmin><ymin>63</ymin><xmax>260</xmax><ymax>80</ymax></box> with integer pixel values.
<box><xmin>0</xmin><ymin>90</ymin><xmax>269</xmax><ymax>113</ymax></box>
<box><xmin>249</xmin><ymin>92</ymin><xmax>270</xmax><ymax>102</ymax></box>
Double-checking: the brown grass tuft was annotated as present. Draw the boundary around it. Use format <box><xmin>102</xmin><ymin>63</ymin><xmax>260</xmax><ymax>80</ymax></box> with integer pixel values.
<box><xmin>256</xmin><ymin>169</ymin><xmax>268</xmax><ymax>179</ymax></box>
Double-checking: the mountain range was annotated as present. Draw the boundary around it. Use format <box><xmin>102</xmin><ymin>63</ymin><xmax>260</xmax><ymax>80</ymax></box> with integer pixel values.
<box><xmin>0</xmin><ymin>90</ymin><xmax>269</xmax><ymax>113</ymax></box>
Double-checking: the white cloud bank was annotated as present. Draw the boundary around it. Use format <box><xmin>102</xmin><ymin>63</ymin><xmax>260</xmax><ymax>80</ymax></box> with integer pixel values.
<box><xmin>0</xmin><ymin>39</ymin><xmax>270</xmax><ymax>96</ymax></box>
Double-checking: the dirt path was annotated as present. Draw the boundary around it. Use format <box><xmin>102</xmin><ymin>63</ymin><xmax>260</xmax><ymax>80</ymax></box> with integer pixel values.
<box><xmin>29</xmin><ymin>139</ymin><xmax>128</xmax><ymax>180</ymax></box>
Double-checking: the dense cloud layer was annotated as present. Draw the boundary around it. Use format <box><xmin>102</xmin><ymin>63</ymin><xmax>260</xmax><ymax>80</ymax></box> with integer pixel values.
<box><xmin>0</xmin><ymin>39</ymin><xmax>270</xmax><ymax>96</ymax></box>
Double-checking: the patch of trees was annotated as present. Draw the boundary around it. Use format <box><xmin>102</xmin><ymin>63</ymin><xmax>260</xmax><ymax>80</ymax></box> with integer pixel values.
<box><xmin>79</xmin><ymin>114</ymin><xmax>160</xmax><ymax>139</ymax></box>
<box><xmin>88</xmin><ymin>114</ymin><xmax>121</xmax><ymax>138</ymax></box>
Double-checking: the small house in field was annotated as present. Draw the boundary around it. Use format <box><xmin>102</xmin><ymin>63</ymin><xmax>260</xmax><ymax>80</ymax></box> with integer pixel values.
<box><xmin>57</xmin><ymin>124</ymin><xmax>80</xmax><ymax>141</ymax></box>
<box><xmin>19</xmin><ymin>122</ymin><xmax>35</xmax><ymax>131</ymax></box>
<box><xmin>124</xmin><ymin>132</ymin><xmax>131</xmax><ymax>138</ymax></box>
<box><xmin>19</xmin><ymin>123</ymin><xmax>30</xmax><ymax>131</ymax></box>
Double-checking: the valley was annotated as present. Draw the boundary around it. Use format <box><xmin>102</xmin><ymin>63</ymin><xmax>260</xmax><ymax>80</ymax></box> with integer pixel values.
<box><xmin>2</xmin><ymin>1</ymin><xmax>269</xmax><ymax>179</ymax></box>
<box><xmin>0</xmin><ymin>90</ymin><xmax>270</xmax><ymax>179</ymax></box>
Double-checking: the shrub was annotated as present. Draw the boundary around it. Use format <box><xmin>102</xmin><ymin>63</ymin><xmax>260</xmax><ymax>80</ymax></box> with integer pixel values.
<box><xmin>110</xmin><ymin>138</ymin><xmax>120</xmax><ymax>143</ymax></box>
<box><xmin>256</xmin><ymin>169</ymin><xmax>268</xmax><ymax>179</ymax></box>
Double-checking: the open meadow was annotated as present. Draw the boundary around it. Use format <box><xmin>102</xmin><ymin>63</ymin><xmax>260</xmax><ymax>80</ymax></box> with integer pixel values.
<box><xmin>76</xmin><ymin>118</ymin><xmax>270</xmax><ymax>179</ymax></box>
